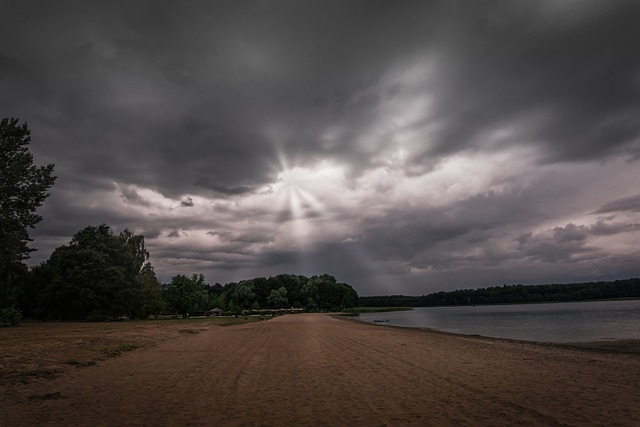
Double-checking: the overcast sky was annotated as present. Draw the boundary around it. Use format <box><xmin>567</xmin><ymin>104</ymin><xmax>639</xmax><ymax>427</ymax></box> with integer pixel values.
<box><xmin>2</xmin><ymin>1</ymin><xmax>640</xmax><ymax>295</ymax></box>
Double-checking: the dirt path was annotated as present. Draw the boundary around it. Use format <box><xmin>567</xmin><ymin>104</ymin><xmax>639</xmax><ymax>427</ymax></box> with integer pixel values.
<box><xmin>2</xmin><ymin>314</ymin><xmax>640</xmax><ymax>426</ymax></box>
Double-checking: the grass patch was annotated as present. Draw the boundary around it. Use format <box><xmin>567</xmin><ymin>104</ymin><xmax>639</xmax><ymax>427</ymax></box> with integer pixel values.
<box><xmin>104</xmin><ymin>343</ymin><xmax>139</xmax><ymax>357</ymax></box>
<box><xmin>179</xmin><ymin>328</ymin><xmax>204</xmax><ymax>334</ymax></box>
<box><xmin>66</xmin><ymin>359</ymin><xmax>97</xmax><ymax>367</ymax></box>
<box><xmin>28</xmin><ymin>392</ymin><xmax>64</xmax><ymax>401</ymax></box>
<box><xmin>140</xmin><ymin>315</ymin><xmax>266</xmax><ymax>327</ymax></box>
<box><xmin>0</xmin><ymin>369</ymin><xmax>62</xmax><ymax>385</ymax></box>
<box><xmin>0</xmin><ymin>314</ymin><xmax>271</xmax><ymax>392</ymax></box>
<box><xmin>208</xmin><ymin>316</ymin><xmax>266</xmax><ymax>326</ymax></box>
<box><xmin>21</xmin><ymin>369</ymin><xmax>60</xmax><ymax>380</ymax></box>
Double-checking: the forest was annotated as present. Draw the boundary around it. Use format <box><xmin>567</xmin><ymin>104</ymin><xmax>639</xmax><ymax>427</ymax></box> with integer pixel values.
<box><xmin>16</xmin><ymin>225</ymin><xmax>359</xmax><ymax>321</ymax></box>
<box><xmin>359</xmin><ymin>278</ymin><xmax>640</xmax><ymax>307</ymax></box>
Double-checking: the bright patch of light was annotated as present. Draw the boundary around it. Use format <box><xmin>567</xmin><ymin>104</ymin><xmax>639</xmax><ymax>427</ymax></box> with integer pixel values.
<box><xmin>275</xmin><ymin>161</ymin><xmax>344</xmax><ymax>195</ymax></box>
<box><xmin>266</xmin><ymin>160</ymin><xmax>349</xmax><ymax>250</ymax></box>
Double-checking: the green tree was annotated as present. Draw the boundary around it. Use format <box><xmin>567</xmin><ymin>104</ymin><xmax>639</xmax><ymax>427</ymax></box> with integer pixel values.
<box><xmin>268</xmin><ymin>286</ymin><xmax>289</xmax><ymax>308</ymax></box>
<box><xmin>0</xmin><ymin>118</ymin><xmax>56</xmax><ymax>308</ymax></box>
<box><xmin>310</xmin><ymin>275</ymin><xmax>358</xmax><ymax>311</ymax></box>
<box><xmin>34</xmin><ymin>224</ymin><xmax>148</xmax><ymax>320</ymax></box>
<box><xmin>136</xmin><ymin>262</ymin><xmax>165</xmax><ymax>318</ymax></box>
<box><xmin>229</xmin><ymin>281</ymin><xmax>256</xmax><ymax>309</ymax></box>
<box><xmin>252</xmin><ymin>277</ymin><xmax>270</xmax><ymax>307</ymax></box>
<box><xmin>207</xmin><ymin>293</ymin><xmax>225</xmax><ymax>312</ymax></box>
<box><xmin>269</xmin><ymin>274</ymin><xmax>304</xmax><ymax>307</ymax></box>
<box><xmin>118</xmin><ymin>229</ymin><xmax>149</xmax><ymax>275</ymax></box>
<box><xmin>0</xmin><ymin>305</ymin><xmax>22</xmax><ymax>327</ymax></box>
<box><xmin>301</xmin><ymin>278</ymin><xmax>320</xmax><ymax>311</ymax></box>
<box><xmin>166</xmin><ymin>274</ymin><xmax>204</xmax><ymax>317</ymax></box>
<box><xmin>227</xmin><ymin>300</ymin><xmax>241</xmax><ymax>317</ymax></box>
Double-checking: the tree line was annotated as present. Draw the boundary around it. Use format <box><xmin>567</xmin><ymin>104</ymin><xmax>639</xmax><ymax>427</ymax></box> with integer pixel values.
<box><xmin>15</xmin><ymin>225</ymin><xmax>359</xmax><ymax>321</ymax></box>
<box><xmin>359</xmin><ymin>278</ymin><xmax>640</xmax><ymax>307</ymax></box>
<box><xmin>0</xmin><ymin>117</ymin><xmax>358</xmax><ymax>323</ymax></box>
<box><xmin>178</xmin><ymin>272</ymin><xmax>359</xmax><ymax>316</ymax></box>
<box><xmin>4</xmin><ymin>117</ymin><xmax>637</xmax><ymax>321</ymax></box>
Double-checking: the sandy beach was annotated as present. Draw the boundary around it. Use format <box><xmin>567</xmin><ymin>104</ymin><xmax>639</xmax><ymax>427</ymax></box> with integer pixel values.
<box><xmin>2</xmin><ymin>313</ymin><xmax>639</xmax><ymax>426</ymax></box>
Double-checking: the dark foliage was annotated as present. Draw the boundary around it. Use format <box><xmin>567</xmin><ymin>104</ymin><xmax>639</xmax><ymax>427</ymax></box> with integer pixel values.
<box><xmin>0</xmin><ymin>305</ymin><xmax>22</xmax><ymax>326</ymax></box>
<box><xmin>359</xmin><ymin>278</ymin><xmax>640</xmax><ymax>307</ymax></box>
<box><xmin>28</xmin><ymin>225</ymin><xmax>150</xmax><ymax>320</ymax></box>
<box><xmin>0</xmin><ymin>118</ymin><xmax>56</xmax><ymax>308</ymax></box>
<box><xmin>214</xmin><ymin>273</ymin><xmax>358</xmax><ymax>313</ymax></box>
<box><xmin>164</xmin><ymin>274</ymin><xmax>206</xmax><ymax>317</ymax></box>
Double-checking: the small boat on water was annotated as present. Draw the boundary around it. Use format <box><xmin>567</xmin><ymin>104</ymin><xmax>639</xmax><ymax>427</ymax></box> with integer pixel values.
<box><xmin>373</xmin><ymin>319</ymin><xmax>389</xmax><ymax>323</ymax></box>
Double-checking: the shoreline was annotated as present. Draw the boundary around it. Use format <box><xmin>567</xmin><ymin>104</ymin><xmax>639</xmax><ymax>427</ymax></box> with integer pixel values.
<box><xmin>340</xmin><ymin>314</ymin><xmax>640</xmax><ymax>356</ymax></box>
<box><xmin>347</xmin><ymin>299</ymin><xmax>640</xmax><ymax>349</ymax></box>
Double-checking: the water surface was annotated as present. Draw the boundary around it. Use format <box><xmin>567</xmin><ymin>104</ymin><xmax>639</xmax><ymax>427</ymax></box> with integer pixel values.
<box><xmin>355</xmin><ymin>299</ymin><xmax>640</xmax><ymax>343</ymax></box>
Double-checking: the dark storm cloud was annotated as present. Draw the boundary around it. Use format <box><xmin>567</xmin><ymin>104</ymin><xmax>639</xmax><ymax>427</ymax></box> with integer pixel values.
<box><xmin>196</xmin><ymin>179</ymin><xmax>254</xmax><ymax>196</ymax></box>
<box><xmin>3</xmin><ymin>1</ymin><xmax>640</xmax><ymax>293</ymax></box>
<box><xmin>417</xmin><ymin>2</ymin><xmax>640</xmax><ymax>163</ymax></box>
<box><xmin>511</xmin><ymin>219</ymin><xmax>640</xmax><ymax>265</ymax></box>
<box><xmin>206</xmin><ymin>230</ymin><xmax>274</xmax><ymax>245</ymax></box>
<box><xmin>166</xmin><ymin>230</ymin><xmax>182</xmax><ymax>238</ymax></box>
<box><xmin>4</xmin><ymin>1</ymin><xmax>640</xmax><ymax>189</ymax></box>
<box><xmin>361</xmin><ymin>189</ymin><xmax>544</xmax><ymax>261</ymax></box>
<box><xmin>589</xmin><ymin>220</ymin><xmax>640</xmax><ymax>236</ymax></box>
<box><xmin>121</xmin><ymin>187</ymin><xmax>154</xmax><ymax>207</ymax></box>
<box><xmin>595</xmin><ymin>194</ymin><xmax>640</xmax><ymax>214</ymax></box>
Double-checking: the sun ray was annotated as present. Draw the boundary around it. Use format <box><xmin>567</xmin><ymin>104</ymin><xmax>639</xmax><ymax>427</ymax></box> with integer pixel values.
<box><xmin>258</xmin><ymin>151</ymin><xmax>388</xmax><ymax>282</ymax></box>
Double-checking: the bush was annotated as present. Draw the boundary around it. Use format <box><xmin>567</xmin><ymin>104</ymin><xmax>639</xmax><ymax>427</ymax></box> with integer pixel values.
<box><xmin>0</xmin><ymin>305</ymin><xmax>22</xmax><ymax>327</ymax></box>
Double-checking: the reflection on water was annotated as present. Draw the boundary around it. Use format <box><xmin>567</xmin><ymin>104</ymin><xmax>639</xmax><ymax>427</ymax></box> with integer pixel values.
<box><xmin>355</xmin><ymin>299</ymin><xmax>640</xmax><ymax>343</ymax></box>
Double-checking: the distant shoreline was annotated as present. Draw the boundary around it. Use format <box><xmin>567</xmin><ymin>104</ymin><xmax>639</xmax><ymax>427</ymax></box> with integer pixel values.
<box><xmin>359</xmin><ymin>278</ymin><xmax>640</xmax><ymax>308</ymax></box>
<box><xmin>359</xmin><ymin>295</ymin><xmax>640</xmax><ymax>308</ymax></box>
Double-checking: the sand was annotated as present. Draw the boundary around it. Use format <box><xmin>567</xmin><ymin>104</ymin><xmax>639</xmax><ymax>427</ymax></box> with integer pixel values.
<box><xmin>2</xmin><ymin>313</ymin><xmax>639</xmax><ymax>426</ymax></box>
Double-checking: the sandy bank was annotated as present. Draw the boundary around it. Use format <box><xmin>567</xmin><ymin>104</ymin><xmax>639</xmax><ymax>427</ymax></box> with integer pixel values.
<box><xmin>2</xmin><ymin>313</ymin><xmax>639</xmax><ymax>426</ymax></box>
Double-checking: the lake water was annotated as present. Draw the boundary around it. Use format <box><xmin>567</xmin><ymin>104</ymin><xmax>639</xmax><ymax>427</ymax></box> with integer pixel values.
<box><xmin>355</xmin><ymin>299</ymin><xmax>640</xmax><ymax>343</ymax></box>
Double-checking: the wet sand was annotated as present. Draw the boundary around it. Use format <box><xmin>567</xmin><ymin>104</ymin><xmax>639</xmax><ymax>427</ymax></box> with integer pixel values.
<box><xmin>2</xmin><ymin>313</ymin><xmax>639</xmax><ymax>426</ymax></box>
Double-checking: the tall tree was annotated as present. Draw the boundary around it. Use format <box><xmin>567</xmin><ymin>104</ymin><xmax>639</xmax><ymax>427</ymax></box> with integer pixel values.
<box><xmin>267</xmin><ymin>286</ymin><xmax>289</xmax><ymax>308</ymax></box>
<box><xmin>34</xmin><ymin>224</ymin><xmax>148</xmax><ymax>320</ymax></box>
<box><xmin>118</xmin><ymin>229</ymin><xmax>149</xmax><ymax>275</ymax></box>
<box><xmin>229</xmin><ymin>281</ymin><xmax>256</xmax><ymax>309</ymax></box>
<box><xmin>301</xmin><ymin>278</ymin><xmax>320</xmax><ymax>310</ymax></box>
<box><xmin>166</xmin><ymin>274</ymin><xmax>205</xmax><ymax>317</ymax></box>
<box><xmin>135</xmin><ymin>262</ymin><xmax>165</xmax><ymax>318</ymax></box>
<box><xmin>0</xmin><ymin>118</ymin><xmax>56</xmax><ymax>307</ymax></box>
